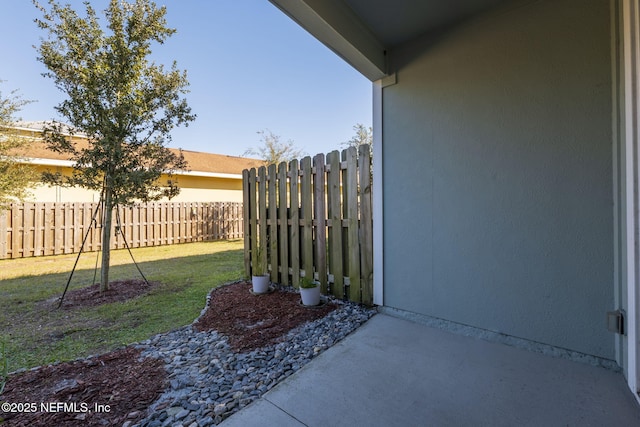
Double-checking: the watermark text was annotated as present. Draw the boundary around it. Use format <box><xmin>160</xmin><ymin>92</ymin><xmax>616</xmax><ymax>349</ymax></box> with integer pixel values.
<box><xmin>1</xmin><ymin>401</ymin><xmax>110</xmax><ymax>414</ymax></box>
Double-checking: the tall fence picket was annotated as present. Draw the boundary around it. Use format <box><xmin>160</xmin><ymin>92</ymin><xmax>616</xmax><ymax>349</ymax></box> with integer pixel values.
<box><xmin>0</xmin><ymin>201</ymin><xmax>243</xmax><ymax>259</ymax></box>
<box><xmin>243</xmin><ymin>147</ymin><xmax>373</xmax><ymax>305</ymax></box>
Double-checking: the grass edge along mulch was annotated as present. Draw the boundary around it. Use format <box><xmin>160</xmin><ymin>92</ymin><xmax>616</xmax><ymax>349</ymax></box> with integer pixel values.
<box><xmin>0</xmin><ymin>240</ymin><xmax>244</xmax><ymax>373</ymax></box>
<box><xmin>2</xmin><ymin>280</ymin><xmax>342</xmax><ymax>427</ymax></box>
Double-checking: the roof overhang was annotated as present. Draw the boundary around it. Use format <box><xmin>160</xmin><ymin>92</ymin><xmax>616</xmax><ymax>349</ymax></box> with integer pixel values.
<box><xmin>268</xmin><ymin>0</ymin><xmax>509</xmax><ymax>82</ymax></box>
<box><xmin>23</xmin><ymin>158</ymin><xmax>75</xmax><ymax>168</ymax></box>
<box><xmin>22</xmin><ymin>158</ymin><xmax>243</xmax><ymax>180</ymax></box>
<box><xmin>269</xmin><ymin>0</ymin><xmax>388</xmax><ymax>81</ymax></box>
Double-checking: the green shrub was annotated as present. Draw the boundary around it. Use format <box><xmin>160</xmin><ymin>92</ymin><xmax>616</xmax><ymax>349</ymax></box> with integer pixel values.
<box><xmin>299</xmin><ymin>275</ymin><xmax>318</xmax><ymax>289</ymax></box>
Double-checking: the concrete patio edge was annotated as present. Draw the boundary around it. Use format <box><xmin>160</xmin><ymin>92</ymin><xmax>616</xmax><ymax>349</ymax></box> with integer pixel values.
<box><xmin>220</xmin><ymin>313</ymin><xmax>640</xmax><ymax>427</ymax></box>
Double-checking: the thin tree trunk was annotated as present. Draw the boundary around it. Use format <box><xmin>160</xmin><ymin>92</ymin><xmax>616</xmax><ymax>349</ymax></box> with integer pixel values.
<box><xmin>100</xmin><ymin>185</ymin><xmax>114</xmax><ymax>292</ymax></box>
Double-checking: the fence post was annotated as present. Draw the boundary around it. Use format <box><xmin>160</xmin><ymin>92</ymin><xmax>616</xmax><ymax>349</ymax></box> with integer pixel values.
<box><xmin>359</xmin><ymin>145</ymin><xmax>374</xmax><ymax>305</ymax></box>
<box><xmin>243</xmin><ymin>170</ymin><xmax>252</xmax><ymax>277</ymax></box>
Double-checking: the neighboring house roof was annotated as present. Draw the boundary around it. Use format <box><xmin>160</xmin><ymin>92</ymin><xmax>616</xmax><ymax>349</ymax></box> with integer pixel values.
<box><xmin>7</xmin><ymin>122</ymin><xmax>263</xmax><ymax>177</ymax></box>
<box><xmin>180</xmin><ymin>149</ymin><xmax>263</xmax><ymax>176</ymax></box>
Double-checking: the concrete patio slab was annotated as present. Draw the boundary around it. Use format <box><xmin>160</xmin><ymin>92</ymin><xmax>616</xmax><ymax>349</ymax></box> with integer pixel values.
<box><xmin>220</xmin><ymin>314</ymin><xmax>640</xmax><ymax>427</ymax></box>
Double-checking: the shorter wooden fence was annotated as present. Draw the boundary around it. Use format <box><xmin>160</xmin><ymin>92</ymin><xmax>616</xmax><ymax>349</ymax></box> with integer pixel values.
<box><xmin>0</xmin><ymin>201</ymin><xmax>243</xmax><ymax>259</ymax></box>
<box><xmin>243</xmin><ymin>146</ymin><xmax>373</xmax><ymax>305</ymax></box>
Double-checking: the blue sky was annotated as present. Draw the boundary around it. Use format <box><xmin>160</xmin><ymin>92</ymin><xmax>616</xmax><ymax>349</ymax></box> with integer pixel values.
<box><xmin>0</xmin><ymin>1</ymin><xmax>372</xmax><ymax>157</ymax></box>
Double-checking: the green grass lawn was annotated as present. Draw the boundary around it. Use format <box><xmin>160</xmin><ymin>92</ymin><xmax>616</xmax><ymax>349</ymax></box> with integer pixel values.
<box><xmin>0</xmin><ymin>240</ymin><xmax>245</xmax><ymax>373</ymax></box>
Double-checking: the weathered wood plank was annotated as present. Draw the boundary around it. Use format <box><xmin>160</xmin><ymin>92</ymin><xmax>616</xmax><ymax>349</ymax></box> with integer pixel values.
<box><xmin>11</xmin><ymin>204</ymin><xmax>19</xmax><ymax>258</ymax></box>
<box><xmin>258</xmin><ymin>166</ymin><xmax>268</xmax><ymax>277</ymax></box>
<box><xmin>132</xmin><ymin>204</ymin><xmax>140</xmax><ymax>247</ymax></box>
<box><xmin>267</xmin><ymin>164</ymin><xmax>278</xmax><ymax>283</ymax></box>
<box><xmin>73</xmin><ymin>203</ymin><xmax>81</xmax><ymax>250</ymax></box>
<box><xmin>242</xmin><ymin>174</ymin><xmax>251</xmax><ymax>276</ymax></box>
<box><xmin>151</xmin><ymin>203</ymin><xmax>158</xmax><ymax>246</ymax></box>
<box><xmin>278</xmin><ymin>162</ymin><xmax>290</xmax><ymax>286</ymax></box>
<box><xmin>300</xmin><ymin>157</ymin><xmax>314</xmax><ymax>283</ymax></box>
<box><xmin>313</xmin><ymin>153</ymin><xmax>327</xmax><ymax>293</ymax></box>
<box><xmin>215</xmin><ymin>202</ymin><xmax>221</xmax><ymax>239</ymax></box>
<box><xmin>79</xmin><ymin>203</ymin><xmax>89</xmax><ymax>253</ymax></box>
<box><xmin>158</xmin><ymin>202</ymin><xmax>165</xmax><ymax>246</ymax></box>
<box><xmin>327</xmin><ymin>150</ymin><xmax>344</xmax><ymax>299</ymax></box>
<box><xmin>63</xmin><ymin>203</ymin><xmax>72</xmax><ymax>254</ymax></box>
<box><xmin>203</xmin><ymin>203</ymin><xmax>210</xmax><ymax>241</ymax></box>
<box><xmin>171</xmin><ymin>203</ymin><xmax>179</xmax><ymax>245</ymax></box>
<box><xmin>289</xmin><ymin>159</ymin><xmax>300</xmax><ymax>288</ymax></box>
<box><xmin>198</xmin><ymin>203</ymin><xmax>205</xmax><ymax>241</ymax></box>
<box><xmin>248</xmin><ymin>169</ymin><xmax>258</xmax><ymax>276</ymax></box>
<box><xmin>145</xmin><ymin>203</ymin><xmax>152</xmax><ymax>246</ymax></box>
<box><xmin>235</xmin><ymin>202</ymin><xmax>242</xmax><ymax>239</ymax></box>
<box><xmin>53</xmin><ymin>203</ymin><xmax>63</xmax><ymax>255</ymax></box>
<box><xmin>22</xmin><ymin>203</ymin><xmax>33</xmax><ymax>257</ymax></box>
<box><xmin>344</xmin><ymin>147</ymin><xmax>361</xmax><ymax>302</ymax></box>
<box><xmin>359</xmin><ymin>145</ymin><xmax>374</xmax><ymax>305</ymax></box>
<box><xmin>0</xmin><ymin>207</ymin><xmax>8</xmax><ymax>259</ymax></box>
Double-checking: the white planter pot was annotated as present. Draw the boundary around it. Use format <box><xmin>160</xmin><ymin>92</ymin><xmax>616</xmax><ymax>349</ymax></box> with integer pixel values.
<box><xmin>300</xmin><ymin>285</ymin><xmax>321</xmax><ymax>306</ymax></box>
<box><xmin>252</xmin><ymin>275</ymin><xmax>270</xmax><ymax>294</ymax></box>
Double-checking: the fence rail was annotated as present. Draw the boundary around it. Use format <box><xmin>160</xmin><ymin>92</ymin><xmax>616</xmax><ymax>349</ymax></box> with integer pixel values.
<box><xmin>243</xmin><ymin>146</ymin><xmax>373</xmax><ymax>305</ymax></box>
<box><xmin>0</xmin><ymin>201</ymin><xmax>243</xmax><ymax>259</ymax></box>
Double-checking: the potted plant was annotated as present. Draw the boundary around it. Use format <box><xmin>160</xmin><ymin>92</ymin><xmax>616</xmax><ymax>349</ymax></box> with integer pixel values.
<box><xmin>251</xmin><ymin>244</ymin><xmax>270</xmax><ymax>294</ymax></box>
<box><xmin>299</xmin><ymin>275</ymin><xmax>321</xmax><ymax>306</ymax></box>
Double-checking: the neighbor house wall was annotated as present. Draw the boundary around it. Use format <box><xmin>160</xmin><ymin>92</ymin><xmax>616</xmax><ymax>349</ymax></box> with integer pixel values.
<box><xmin>25</xmin><ymin>165</ymin><xmax>244</xmax><ymax>203</ymax></box>
<box><xmin>382</xmin><ymin>0</ymin><xmax>615</xmax><ymax>359</ymax></box>
<box><xmin>169</xmin><ymin>175</ymin><xmax>244</xmax><ymax>203</ymax></box>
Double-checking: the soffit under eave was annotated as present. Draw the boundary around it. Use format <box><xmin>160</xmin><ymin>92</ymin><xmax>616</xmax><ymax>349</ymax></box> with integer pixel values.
<box><xmin>268</xmin><ymin>0</ymin><xmax>387</xmax><ymax>81</ymax></box>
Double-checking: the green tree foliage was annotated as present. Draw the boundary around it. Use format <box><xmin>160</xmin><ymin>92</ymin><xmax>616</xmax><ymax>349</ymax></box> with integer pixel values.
<box><xmin>34</xmin><ymin>0</ymin><xmax>195</xmax><ymax>291</ymax></box>
<box><xmin>342</xmin><ymin>123</ymin><xmax>372</xmax><ymax>155</ymax></box>
<box><xmin>0</xmin><ymin>85</ymin><xmax>37</xmax><ymax>208</ymax></box>
<box><xmin>244</xmin><ymin>129</ymin><xmax>305</xmax><ymax>166</ymax></box>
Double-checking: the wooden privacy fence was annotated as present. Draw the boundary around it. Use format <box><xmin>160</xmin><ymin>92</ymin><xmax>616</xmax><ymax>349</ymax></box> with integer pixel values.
<box><xmin>243</xmin><ymin>146</ymin><xmax>373</xmax><ymax>305</ymax></box>
<box><xmin>0</xmin><ymin>201</ymin><xmax>243</xmax><ymax>259</ymax></box>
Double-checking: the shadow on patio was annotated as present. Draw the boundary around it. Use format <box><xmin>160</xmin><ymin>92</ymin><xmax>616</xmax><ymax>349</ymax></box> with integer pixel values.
<box><xmin>221</xmin><ymin>313</ymin><xmax>640</xmax><ymax>426</ymax></box>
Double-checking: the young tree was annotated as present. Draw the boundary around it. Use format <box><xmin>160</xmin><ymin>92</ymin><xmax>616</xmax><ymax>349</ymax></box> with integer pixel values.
<box><xmin>35</xmin><ymin>0</ymin><xmax>195</xmax><ymax>291</ymax></box>
<box><xmin>0</xmin><ymin>85</ymin><xmax>37</xmax><ymax>208</ymax></box>
<box><xmin>342</xmin><ymin>123</ymin><xmax>372</xmax><ymax>155</ymax></box>
<box><xmin>244</xmin><ymin>129</ymin><xmax>305</xmax><ymax>166</ymax></box>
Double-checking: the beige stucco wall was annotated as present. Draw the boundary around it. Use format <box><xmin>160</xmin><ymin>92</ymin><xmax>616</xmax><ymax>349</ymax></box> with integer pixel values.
<box><xmin>25</xmin><ymin>165</ymin><xmax>244</xmax><ymax>203</ymax></box>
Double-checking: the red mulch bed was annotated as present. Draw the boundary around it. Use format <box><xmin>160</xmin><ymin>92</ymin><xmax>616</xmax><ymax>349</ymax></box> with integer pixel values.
<box><xmin>59</xmin><ymin>279</ymin><xmax>160</xmax><ymax>308</ymax></box>
<box><xmin>194</xmin><ymin>281</ymin><xmax>337</xmax><ymax>351</ymax></box>
<box><xmin>2</xmin><ymin>280</ymin><xmax>337</xmax><ymax>426</ymax></box>
<box><xmin>1</xmin><ymin>347</ymin><xmax>165</xmax><ymax>427</ymax></box>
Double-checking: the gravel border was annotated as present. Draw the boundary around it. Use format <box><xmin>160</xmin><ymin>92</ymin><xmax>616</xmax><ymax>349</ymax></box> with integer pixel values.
<box><xmin>132</xmin><ymin>282</ymin><xmax>376</xmax><ymax>427</ymax></box>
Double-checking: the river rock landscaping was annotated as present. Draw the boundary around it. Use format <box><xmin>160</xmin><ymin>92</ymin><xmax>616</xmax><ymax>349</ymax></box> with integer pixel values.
<box><xmin>1</xmin><ymin>281</ymin><xmax>375</xmax><ymax>426</ymax></box>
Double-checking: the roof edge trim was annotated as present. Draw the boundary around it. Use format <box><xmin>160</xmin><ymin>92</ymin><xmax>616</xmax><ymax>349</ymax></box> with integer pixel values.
<box><xmin>269</xmin><ymin>0</ymin><xmax>387</xmax><ymax>81</ymax></box>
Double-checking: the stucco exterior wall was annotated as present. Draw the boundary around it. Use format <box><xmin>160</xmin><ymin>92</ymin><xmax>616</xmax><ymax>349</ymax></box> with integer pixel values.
<box><xmin>382</xmin><ymin>0</ymin><xmax>614</xmax><ymax>359</ymax></box>
<box><xmin>25</xmin><ymin>166</ymin><xmax>244</xmax><ymax>203</ymax></box>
